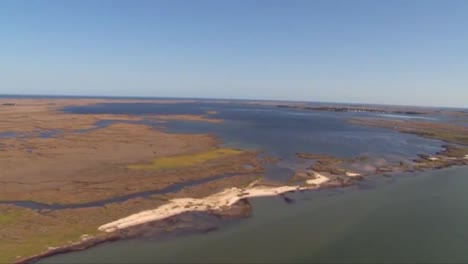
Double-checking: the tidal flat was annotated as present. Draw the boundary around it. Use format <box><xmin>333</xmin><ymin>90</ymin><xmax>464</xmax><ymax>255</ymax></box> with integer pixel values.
<box><xmin>1</xmin><ymin>97</ymin><xmax>467</xmax><ymax>263</ymax></box>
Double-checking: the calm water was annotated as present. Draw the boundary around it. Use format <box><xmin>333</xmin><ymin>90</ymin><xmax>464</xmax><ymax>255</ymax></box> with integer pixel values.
<box><xmin>6</xmin><ymin>99</ymin><xmax>465</xmax><ymax>262</ymax></box>
<box><xmin>42</xmin><ymin>166</ymin><xmax>468</xmax><ymax>263</ymax></box>
<box><xmin>64</xmin><ymin>102</ymin><xmax>443</xmax><ymax>160</ymax></box>
<box><xmin>1</xmin><ymin>100</ymin><xmax>445</xmax><ymax>160</ymax></box>
<box><xmin>2</xmin><ymin>101</ymin><xmax>445</xmax><ymax>210</ymax></box>
<box><xmin>63</xmin><ymin>102</ymin><xmax>446</xmax><ymax>183</ymax></box>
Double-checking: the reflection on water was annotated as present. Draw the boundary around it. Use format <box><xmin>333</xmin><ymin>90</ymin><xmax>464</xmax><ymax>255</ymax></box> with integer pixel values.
<box><xmin>64</xmin><ymin>102</ymin><xmax>444</xmax><ymax>161</ymax></box>
<box><xmin>41</xmin><ymin>166</ymin><xmax>468</xmax><ymax>263</ymax></box>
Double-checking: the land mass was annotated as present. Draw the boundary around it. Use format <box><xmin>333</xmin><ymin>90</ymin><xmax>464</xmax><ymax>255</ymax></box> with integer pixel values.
<box><xmin>277</xmin><ymin>105</ymin><xmax>425</xmax><ymax>115</ymax></box>
<box><xmin>1</xmin><ymin>98</ymin><xmax>467</xmax><ymax>263</ymax></box>
<box><xmin>0</xmin><ymin>98</ymin><xmax>263</xmax><ymax>263</ymax></box>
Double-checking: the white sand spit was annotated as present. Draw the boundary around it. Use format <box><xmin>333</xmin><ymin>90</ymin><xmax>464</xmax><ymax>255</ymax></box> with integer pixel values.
<box><xmin>306</xmin><ymin>172</ymin><xmax>330</xmax><ymax>185</ymax></box>
<box><xmin>99</xmin><ymin>173</ymin><xmax>329</xmax><ymax>232</ymax></box>
<box><xmin>345</xmin><ymin>171</ymin><xmax>362</xmax><ymax>177</ymax></box>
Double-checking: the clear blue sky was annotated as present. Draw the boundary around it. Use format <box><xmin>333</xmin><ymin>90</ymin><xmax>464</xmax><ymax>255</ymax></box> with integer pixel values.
<box><xmin>1</xmin><ymin>0</ymin><xmax>467</xmax><ymax>107</ymax></box>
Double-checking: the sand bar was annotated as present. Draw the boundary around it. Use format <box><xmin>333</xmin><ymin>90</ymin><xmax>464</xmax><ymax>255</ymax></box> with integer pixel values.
<box><xmin>99</xmin><ymin>173</ymin><xmax>330</xmax><ymax>232</ymax></box>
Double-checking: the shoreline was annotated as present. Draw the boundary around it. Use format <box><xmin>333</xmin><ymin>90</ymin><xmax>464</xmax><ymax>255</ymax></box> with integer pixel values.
<box><xmin>15</xmin><ymin>173</ymin><xmax>330</xmax><ymax>264</ymax></box>
<box><xmin>0</xmin><ymin>98</ymin><xmax>262</xmax><ymax>263</ymax></box>
<box><xmin>5</xmin><ymin>99</ymin><xmax>468</xmax><ymax>263</ymax></box>
<box><xmin>15</xmin><ymin>139</ymin><xmax>468</xmax><ymax>264</ymax></box>
<box><xmin>99</xmin><ymin>173</ymin><xmax>329</xmax><ymax>232</ymax></box>
<box><xmin>15</xmin><ymin>160</ymin><xmax>468</xmax><ymax>264</ymax></box>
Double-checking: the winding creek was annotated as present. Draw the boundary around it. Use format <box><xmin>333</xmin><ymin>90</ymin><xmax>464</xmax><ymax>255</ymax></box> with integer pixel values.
<box><xmin>0</xmin><ymin>172</ymin><xmax>253</xmax><ymax>210</ymax></box>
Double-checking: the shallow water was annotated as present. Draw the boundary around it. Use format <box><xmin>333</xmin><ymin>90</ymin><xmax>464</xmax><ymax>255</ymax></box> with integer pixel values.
<box><xmin>377</xmin><ymin>113</ymin><xmax>437</xmax><ymax>120</ymax></box>
<box><xmin>1</xmin><ymin>101</ymin><xmax>445</xmax><ymax>209</ymax></box>
<box><xmin>5</xmin><ymin>99</ymin><xmax>465</xmax><ymax>262</ymax></box>
<box><xmin>0</xmin><ymin>131</ymin><xmax>17</xmax><ymax>138</ymax></box>
<box><xmin>0</xmin><ymin>172</ymin><xmax>249</xmax><ymax>210</ymax></box>
<box><xmin>64</xmin><ymin>102</ymin><xmax>444</xmax><ymax>161</ymax></box>
<box><xmin>42</xmin><ymin>166</ymin><xmax>468</xmax><ymax>263</ymax></box>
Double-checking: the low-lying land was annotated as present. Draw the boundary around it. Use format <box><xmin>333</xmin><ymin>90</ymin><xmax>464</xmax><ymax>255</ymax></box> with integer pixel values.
<box><xmin>2</xmin><ymin>98</ymin><xmax>467</xmax><ymax>263</ymax></box>
<box><xmin>0</xmin><ymin>98</ymin><xmax>262</xmax><ymax>263</ymax></box>
<box><xmin>294</xmin><ymin>117</ymin><xmax>468</xmax><ymax>183</ymax></box>
<box><xmin>275</xmin><ymin>103</ymin><xmax>468</xmax><ymax>119</ymax></box>
<box><xmin>349</xmin><ymin>118</ymin><xmax>468</xmax><ymax>145</ymax></box>
<box><xmin>277</xmin><ymin>105</ymin><xmax>428</xmax><ymax>115</ymax></box>
<box><xmin>295</xmin><ymin>144</ymin><xmax>467</xmax><ymax>186</ymax></box>
<box><xmin>15</xmin><ymin>173</ymin><xmax>330</xmax><ymax>264</ymax></box>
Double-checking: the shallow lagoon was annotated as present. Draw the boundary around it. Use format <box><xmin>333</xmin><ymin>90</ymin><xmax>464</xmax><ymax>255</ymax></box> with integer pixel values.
<box><xmin>4</xmin><ymin>102</ymin><xmax>445</xmax><ymax>210</ymax></box>
<box><xmin>62</xmin><ymin>102</ymin><xmax>446</xmax><ymax>184</ymax></box>
<box><xmin>64</xmin><ymin>102</ymin><xmax>443</xmax><ymax>160</ymax></box>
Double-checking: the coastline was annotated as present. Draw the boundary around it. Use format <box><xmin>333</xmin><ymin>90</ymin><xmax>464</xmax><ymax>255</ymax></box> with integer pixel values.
<box><xmin>13</xmin><ymin>140</ymin><xmax>468</xmax><ymax>264</ymax></box>
<box><xmin>0</xmin><ymin>98</ymin><xmax>263</xmax><ymax>263</ymax></box>
<box><xmin>99</xmin><ymin>173</ymin><xmax>329</xmax><ymax>232</ymax></box>
<box><xmin>15</xmin><ymin>173</ymin><xmax>330</xmax><ymax>264</ymax></box>
<box><xmin>4</xmin><ymin>98</ymin><xmax>467</xmax><ymax>263</ymax></box>
<box><xmin>15</xmin><ymin>157</ymin><xmax>468</xmax><ymax>264</ymax></box>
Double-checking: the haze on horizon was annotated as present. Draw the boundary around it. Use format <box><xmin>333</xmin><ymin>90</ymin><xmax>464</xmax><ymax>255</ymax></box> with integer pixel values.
<box><xmin>1</xmin><ymin>0</ymin><xmax>467</xmax><ymax>108</ymax></box>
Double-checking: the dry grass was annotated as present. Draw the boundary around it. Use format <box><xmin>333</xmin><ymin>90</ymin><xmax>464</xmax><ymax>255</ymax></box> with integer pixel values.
<box><xmin>128</xmin><ymin>148</ymin><xmax>245</xmax><ymax>170</ymax></box>
<box><xmin>0</xmin><ymin>198</ymin><xmax>165</xmax><ymax>263</ymax></box>
<box><xmin>349</xmin><ymin>118</ymin><xmax>468</xmax><ymax>145</ymax></box>
<box><xmin>0</xmin><ymin>98</ymin><xmax>266</xmax><ymax>262</ymax></box>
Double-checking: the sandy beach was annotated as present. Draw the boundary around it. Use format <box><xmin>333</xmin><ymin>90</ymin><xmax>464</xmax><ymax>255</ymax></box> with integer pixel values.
<box><xmin>99</xmin><ymin>173</ymin><xmax>330</xmax><ymax>232</ymax></box>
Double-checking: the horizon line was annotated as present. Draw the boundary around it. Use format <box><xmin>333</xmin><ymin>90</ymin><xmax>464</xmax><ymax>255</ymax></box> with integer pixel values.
<box><xmin>0</xmin><ymin>93</ymin><xmax>466</xmax><ymax>110</ymax></box>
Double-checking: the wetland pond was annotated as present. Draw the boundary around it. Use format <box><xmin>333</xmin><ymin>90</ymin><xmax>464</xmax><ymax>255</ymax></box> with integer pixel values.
<box><xmin>64</xmin><ymin>101</ymin><xmax>444</xmax><ymax>180</ymax></box>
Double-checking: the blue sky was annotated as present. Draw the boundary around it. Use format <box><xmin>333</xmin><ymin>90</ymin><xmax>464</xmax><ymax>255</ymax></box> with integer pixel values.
<box><xmin>1</xmin><ymin>0</ymin><xmax>467</xmax><ymax>107</ymax></box>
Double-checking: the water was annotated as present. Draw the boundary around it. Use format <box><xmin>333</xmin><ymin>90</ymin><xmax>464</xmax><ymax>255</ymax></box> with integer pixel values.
<box><xmin>38</xmin><ymin>129</ymin><xmax>62</xmax><ymax>138</ymax></box>
<box><xmin>2</xmin><ymin>101</ymin><xmax>444</xmax><ymax>209</ymax></box>
<box><xmin>0</xmin><ymin>172</ymin><xmax>249</xmax><ymax>210</ymax></box>
<box><xmin>377</xmin><ymin>113</ymin><xmax>437</xmax><ymax>120</ymax></box>
<box><xmin>63</xmin><ymin>102</ymin><xmax>444</xmax><ymax>160</ymax></box>
<box><xmin>2</xmin><ymin>101</ymin><xmax>444</xmax><ymax>159</ymax></box>
<box><xmin>4</xmin><ymin>100</ymin><xmax>463</xmax><ymax>262</ymax></box>
<box><xmin>41</xmin><ymin>166</ymin><xmax>468</xmax><ymax>263</ymax></box>
<box><xmin>0</xmin><ymin>129</ymin><xmax>62</xmax><ymax>139</ymax></box>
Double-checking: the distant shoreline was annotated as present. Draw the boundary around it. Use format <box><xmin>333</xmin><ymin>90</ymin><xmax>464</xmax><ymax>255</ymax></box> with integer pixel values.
<box><xmin>1</xmin><ymin>94</ymin><xmax>466</xmax><ymax>110</ymax></box>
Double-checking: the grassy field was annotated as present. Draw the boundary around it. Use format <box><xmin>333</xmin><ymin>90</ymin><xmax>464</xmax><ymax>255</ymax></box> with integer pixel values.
<box><xmin>128</xmin><ymin>148</ymin><xmax>245</xmax><ymax>170</ymax></box>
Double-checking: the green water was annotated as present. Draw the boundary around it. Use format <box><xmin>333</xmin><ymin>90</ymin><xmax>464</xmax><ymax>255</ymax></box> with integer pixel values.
<box><xmin>42</xmin><ymin>166</ymin><xmax>468</xmax><ymax>263</ymax></box>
